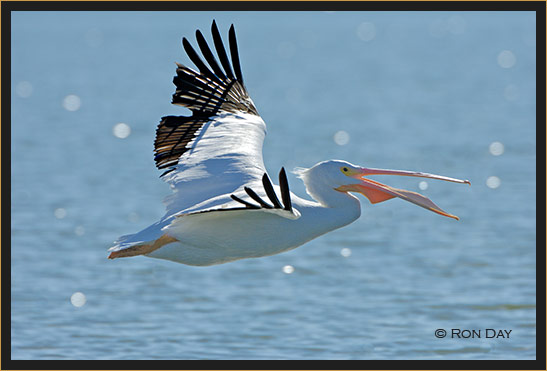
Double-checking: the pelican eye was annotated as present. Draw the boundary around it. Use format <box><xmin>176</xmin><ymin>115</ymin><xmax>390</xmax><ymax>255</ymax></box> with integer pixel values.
<box><xmin>341</xmin><ymin>167</ymin><xmax>349</xmax><ymax>173</ymax></box>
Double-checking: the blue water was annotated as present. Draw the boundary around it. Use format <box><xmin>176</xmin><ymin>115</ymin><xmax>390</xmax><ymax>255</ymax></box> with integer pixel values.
<box><xmin>11</xmin><ymin>11</ymin><xmax>536</xmax><ymax>360</ymax></box>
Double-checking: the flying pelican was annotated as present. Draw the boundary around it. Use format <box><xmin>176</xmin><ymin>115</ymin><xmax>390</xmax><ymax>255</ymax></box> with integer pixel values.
<box><xmin>108</xmin><ymin>21</ymin><xmax>469</xmax><ymax>266</ymax></box>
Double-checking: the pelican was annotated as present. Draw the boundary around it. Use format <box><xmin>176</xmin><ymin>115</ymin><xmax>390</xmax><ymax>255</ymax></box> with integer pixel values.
<box><xmin>108</xmin><ymin>21</ymin><xmax>469</xmax><ymax>266</ymax></box>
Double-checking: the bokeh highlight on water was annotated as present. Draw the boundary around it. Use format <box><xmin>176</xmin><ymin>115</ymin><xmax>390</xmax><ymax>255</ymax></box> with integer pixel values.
<box><xmin>11</xmin><ymin>11</ymin><xmax>536</xmax><ymax>359</ymax></box>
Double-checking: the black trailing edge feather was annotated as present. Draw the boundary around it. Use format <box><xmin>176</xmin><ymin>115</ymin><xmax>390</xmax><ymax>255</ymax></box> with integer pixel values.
<box><xmin>153</xmin><ymin>20</ymin><xmax>258</xmax><ymax>175</ymax></box>
<box><xmin>228</xmin><ymin>168</ymin><xmax>293</xmax><ymax>213</ymax></box>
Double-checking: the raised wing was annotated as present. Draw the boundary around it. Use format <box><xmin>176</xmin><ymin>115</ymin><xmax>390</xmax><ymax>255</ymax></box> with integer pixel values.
<box><xmin>155</xmin><ymin>21</ymin><xmax>267</xmax><ymax>218</ymax></box>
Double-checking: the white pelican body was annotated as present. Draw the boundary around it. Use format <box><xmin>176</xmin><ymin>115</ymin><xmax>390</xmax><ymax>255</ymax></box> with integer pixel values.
<box><xmin>148</xmin><ymin>186</ymin><xmax>360</xmax><ymax>266</ymax></box>
<box><xmin>109</xmin><ymin>21</ymin><xmax>469</xmax><ymax>266</ymax></box>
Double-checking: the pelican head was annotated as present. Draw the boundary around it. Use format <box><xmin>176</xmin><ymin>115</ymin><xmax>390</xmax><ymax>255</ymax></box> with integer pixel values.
<box><xmin>296</xmin><ymin>160</ymin><xmax>470</xmax><ymax>220</ymax></box>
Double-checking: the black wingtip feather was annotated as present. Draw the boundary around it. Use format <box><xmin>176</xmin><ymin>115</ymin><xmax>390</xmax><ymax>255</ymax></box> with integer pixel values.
<box><xmin>244</xmin><ymin>187</ymin><xmax>273</xmax><ymax>209</ymax></box>
<box><xmin>278</xmin><ymin>167</ymin><xmax>292</xmax><ymax>211</ymax></box>
<box><xmin>207</xmin><ymin>167</ymin><xmax>294</xmax><ymax>215</ymax></box>
<box><xmin>212</xmin><ymin>20</ymin><xmax>235</xmax><ymax>80</ymax></box>
<box><xmin>182</xmin><ymin>37</ymin><xmax>222</xmax><ymax>85</ymax></box>
<box><xmin>229</xmin><ymin>24</ymin><xmax>244</xmax><ymax>84</ymax></box>
<box><xmin>231</xmin><ymin>194</ymin><xmax>260</xmax><ymax>209</ymax></box>
<box><xmin>262</xmin><ymin>173</ymin><xmax>283</xmax><ymax>209</ymax></box>
<box><xmin>195</xmin><ymin>29</ymin><xmax>227</xmax><ymax>81</ymax></box>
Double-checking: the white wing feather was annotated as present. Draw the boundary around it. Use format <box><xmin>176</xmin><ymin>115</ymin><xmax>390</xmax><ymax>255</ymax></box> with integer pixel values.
<box><xmin>161</xmin><ymin>111</ymin><xmax>267</xmax><ymax>219</ymax></box>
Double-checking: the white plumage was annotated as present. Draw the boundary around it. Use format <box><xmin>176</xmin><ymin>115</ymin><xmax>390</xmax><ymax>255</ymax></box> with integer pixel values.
<box><xmin>109</xmin><ymin>21</ymin><xmax>469</xmax><ymax>266</ymax></box>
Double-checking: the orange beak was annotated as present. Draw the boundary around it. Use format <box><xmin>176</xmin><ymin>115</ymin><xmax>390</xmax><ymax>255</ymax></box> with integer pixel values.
<box><xmin>335</xmin><ymin>167</ymin><xmax>470</xmax><ymax>220</ymax></box>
